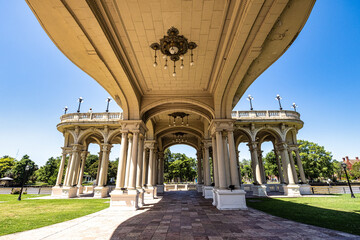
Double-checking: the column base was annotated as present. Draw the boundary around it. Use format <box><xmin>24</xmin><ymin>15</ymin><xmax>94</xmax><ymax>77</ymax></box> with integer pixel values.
<box><xmin>94</xmin><ymin>186</ymin><xmax>109</xmax><ymax>198</ymax></box>
<box><xmin>157</xmin><ymin>184</ymin><xmax>164</xmax><ymax>194</ymax></box>
<box><xmin>284</xmin><ymin>184</ymin><xmax>301</xmax><ymax>197</ymax></box>
<box><xmin>215</xmin><ymin>189</ymin><xmax>247</xmax><ymax>210</ymax></box>
<box><xmin>212</xmin><ymin>188</ymin><xmax>218</xmax><ymax>206</ymax></box>
<box><xmin>77</xmin><ymin>185</ymin><xmax>84</xmax><ymax>195</ymax></box>
<box><xmin>61</xmin><ymin>186</ymin><xmax>78</xmax><ymax>198</ymax></box>
<box><xmin>51</xmin><ymin>186</ymin><xmax>62</xmax><ymax>197</ymax></box>
<box><xmin>252</xmin><ymin>184</ymin><xmax>268</xmax><ymax>197</ymax></box>
<box><xmin>299</xmin><ymin>184</ymin><xmax>312</xmax><ymax>195</ymax></box>
<box><xmin>144</xmin><ymin>186</ymin><xmax>155</xmax><ymax>199</ymax></box>
<box><xmin>138</xmin><ymin>188</ymin><xmax>145</xmax><ymax>207</ymax></box>
<box><xmin>197</xmin><ymin>184</ymin><xmax>203</xmax><ymax>193</ymax></box>
<box><xmin>110</xmin><ymin>189</ymin><xmax>139</xmax><ymax>210</ymax></box>
<box><xmin>203</xmin><ymin>186</ymin><xmax>214</xmax><ymax>199</ymax></box>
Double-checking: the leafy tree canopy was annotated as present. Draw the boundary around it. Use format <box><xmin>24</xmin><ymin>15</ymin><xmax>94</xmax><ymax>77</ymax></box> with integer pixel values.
<box><xmin>0</xmin><ymin>156</ymin><xmax>16</xmax><ymax>178</ymax></box>
<box><xmin>11</xmin><ymin>155</ymin><xmax>37</xmax><ymax>184</ymax></box>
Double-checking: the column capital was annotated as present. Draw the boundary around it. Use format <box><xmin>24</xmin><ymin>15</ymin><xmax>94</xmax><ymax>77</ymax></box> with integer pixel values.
<box><xmin>209</xmin><ymin>119</ymin><xmax>235</xmax><ymax>135</ymax></box>
<box><xmin>80</xmin><ymin>151</ymin><xmax>89</xmax><ymax>159</ymax></box>
<box><xmin>121</xmin><ymin>120</ymin><xmax>147</xmax><ymax>135</ymax></box>
<box><xmin>71</xmin><ymin>144</ymin><xmax>82</xmax><ymax>152</ymax></box>
<box><xmin>276</xmin><ymin>142</ymin><xmax>288</xmax><ymax>151</ymax></box>
<box><xmin>202</xmin><ymin>139</ymin><xmax>212</xmax><ymax>148</ymax></box>
<box><xmin>144</xmin><ymin>140</ymin><xmax>156</xmax><ymax>149</ymax></box>
<box><xmin>247</xmin><ymin>141</ymin><xmax>258</xmax><ymax>152</ymax></box>
<box><xmin>101</xmin><ymin>143</ymin><xmax>112</xmax><ymax>152</ymax></box>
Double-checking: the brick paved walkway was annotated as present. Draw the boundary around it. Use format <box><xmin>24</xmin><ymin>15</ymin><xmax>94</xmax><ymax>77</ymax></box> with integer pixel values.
<box><xmin>110</xmin><ymin>191</ymin><xmax>358</xmax><ymax>240</ymax></box>
<box><xmin>2</xmin><ymin>191</ymin><xmax>358</xmax><ymax>240</ymax></box>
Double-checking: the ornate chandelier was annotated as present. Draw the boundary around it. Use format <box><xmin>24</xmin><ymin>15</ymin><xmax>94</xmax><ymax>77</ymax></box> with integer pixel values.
<box><xmin>150</xmin><ymin>27</ymin><xmax>197</xmax><ymax>77</ymax></box>
<box><xmin>168</xmin><ymin>112</ymin><xmax>189</xmax><ymax>126</ymax></box>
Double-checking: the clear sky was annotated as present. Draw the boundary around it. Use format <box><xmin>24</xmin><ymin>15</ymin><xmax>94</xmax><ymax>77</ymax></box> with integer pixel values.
<box><xmin>1</xmin><ymin>1</ymin><xmax>359</xmax><ymax>166</ymax></box>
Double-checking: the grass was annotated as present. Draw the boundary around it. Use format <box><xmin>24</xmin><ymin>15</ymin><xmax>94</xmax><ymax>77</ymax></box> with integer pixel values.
<box><xmin>0</xmin><ymin>194</ymin><xmax>109</xmax><ymax>236</ymax></box>
<box><xmin>247</xmin><ymin>194</ymin><xmax>360</xmax><ymax>235</ymax></box>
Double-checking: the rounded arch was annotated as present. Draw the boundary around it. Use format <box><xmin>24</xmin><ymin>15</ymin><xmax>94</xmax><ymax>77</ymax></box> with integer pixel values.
<box><xmin>144</xmin><ymin>107</ymin><xmax>212</xmax><ymax>124</ymax></box>
<box><xmin>155</xmin><ymin>126</ymin><xmax>203</xmax><ymax>140</ymax></box>
<box><xmin>77</xmin><ymin>128</ymin><xmax>105</xmax><ymax>144</ymax></box>
<box><xmin>140</xmin><ymin>98</ymin><xmax>214</xmax><ymax>120</ymax></box>
<box><xmin>235</xmin><ymin>127</ymin><xmax>253</xmax><ymax>145</ymax></box>
<box><xmin>285</xmin><ymin>127</ymin><xmax>298</xmax><ymax>145</ymax></box>
<box><xmin>163</xmin><ymin>142</ymin><xmax>199</xmax><ymax>152</ymax></box>
<box><xmin>254</xmin><ymin>127</ymin><xmax>283</xmax><ymax>143</ymax></box>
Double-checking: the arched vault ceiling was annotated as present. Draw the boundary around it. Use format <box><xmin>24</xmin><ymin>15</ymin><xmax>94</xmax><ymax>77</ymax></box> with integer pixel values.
<box><xmin>27</xmin><ymin>0</ymin><xmax>315</xmax><ymax>119</ymax></box>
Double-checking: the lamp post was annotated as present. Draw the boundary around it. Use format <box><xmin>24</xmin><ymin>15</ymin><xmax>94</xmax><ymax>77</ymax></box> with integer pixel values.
<box><xmin>64</xmin><ymin>106</ymin><xmax>68</xmax><ymax>114</ymax></box>
<box><xmin>275</xmin><ymin>94</ymin><xmax>283</xmax><ymax>110</ymax></box>
<box><xmin>247</xmin><ymin>95</ymin><xmax>254</xmax><ymax>111</ymax></box>
<box><xmin>77</xmin><ymin>97</ymin><xmax>83</xmax><ymax>113</ymax></box>
<box><xmin>106</xmin><ymin>97</ymin><xmax>111</xmax><ymax>112</ymax></box>
<box><xmin>341</xmin><ymin>162</ymin><xmax>355</xmax><ymax>198</ymax></box>
<box><xmin>291</xmin><ymin>103</ymin><xmax>298</xmax><ymax>112</ymax></box>
<box><xmin>18</xmin><ymin>165</ymin><xmax>30</xmax><ymax>201</ymax></box>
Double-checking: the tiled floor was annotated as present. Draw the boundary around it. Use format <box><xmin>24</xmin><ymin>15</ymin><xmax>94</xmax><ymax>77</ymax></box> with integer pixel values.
<box><xmin>2</xmin><ymin>191</ymin><xmax>358</xmax><ymax>240</ymax></box>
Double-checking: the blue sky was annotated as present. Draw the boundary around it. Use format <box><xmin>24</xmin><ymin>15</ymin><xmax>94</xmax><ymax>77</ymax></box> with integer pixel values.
<box><xmin>1</xmin><ymin>1</ymin><xmax>359</xmax><ymax>166</ymax></box>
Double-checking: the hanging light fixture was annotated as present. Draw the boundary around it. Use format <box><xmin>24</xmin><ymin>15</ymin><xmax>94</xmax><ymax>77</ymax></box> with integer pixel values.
<box><xmin>168</xmin><ymin>112</ymin><xmax>190</xmax><ymax>127</ymax></box>
<box><xmin>150</xmin><ymin>27</ymin><xmax>197</xmax><ymax>77</ymax></box>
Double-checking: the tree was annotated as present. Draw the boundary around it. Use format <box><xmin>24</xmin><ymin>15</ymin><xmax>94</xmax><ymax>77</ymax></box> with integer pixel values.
<box><xmin>263</xmin><ymin>151</ymin><xmax>279</xmax><ymax>180</ymax></box>
<box><xmin>83</xmin><ymin>154</ymin><xmax>99</xmax><ymax>179</ymax></box>
<box><xmin>164</xmin><ymin>150</ymin><xmax>197</xmax><ymax>182</ymax></box>
<box><xmin>0</xmin><ymin>156</ymin><xmax>16</xmax><ymax>178</ymax></box>
<box><xmin>298</xmin><ymin>140</ymin><xmax>335</xmax><ymax>181</ymax></box>
<box><xmin>35</xmin><ymin>157</ymin><xmax>60</xmax><ymax>185</ymax></box>
<box><xmin>239</xmin><ymin>159</ymin><xmax>252</xmax><ymax>183</ymax></box>
<box><xmin>350</xmin><ymin>162</ymin><xmax>360</xmax><ymax>180</ymax></box>
<box><xmin>11</xmin><ymin>155</ymin><xmax>37</xmax><ymax>184</ymax></box>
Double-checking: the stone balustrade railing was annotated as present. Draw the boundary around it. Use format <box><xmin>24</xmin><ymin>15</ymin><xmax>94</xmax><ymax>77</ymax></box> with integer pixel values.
<box><xmin>59</xmin><ymin>110</ymin><xmax>300</xmax><ymax>123</ymax></box>
<box><xmin>60</xmin><ymin>112</ymin><xmax>123</xmax><ymax>122</ymax></box>
<box><xmin>231</xmin><ymin>110</ymin><xmax>300</xmax><ymax>120</ymax></box>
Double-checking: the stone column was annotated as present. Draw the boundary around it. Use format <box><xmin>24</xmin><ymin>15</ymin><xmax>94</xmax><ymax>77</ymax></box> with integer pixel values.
<box><xmin>153</xmin><ymin>151</ymin><xmax>158</xmax><ymax>185</ymax></box>
<box><xmin>277</xmin><ymin>144</ymin><xmax>289</xmax><ymax>184</ymax></box>
<box><xmin>142</xmin><ymin>149</ymin><xmax>149</xmax><ymax>186</ymax></box>
<box><xmin>236</xmin><ymin>150</ymin><xmax>242</xmax><ymax>186</ymax></box>
<box><xmin>66</xmin><ymin>145</ymin><xmax>81</xmax><ymax>187</ymax></box>
<box><xmin>223</xmin><ymin>136</ymin><xmax>231</xmax><ymax>186</ymax></box>
<box><xmin>115</xmin><ymin>131</ymin><xmax>128</xmax><ymax>190</ymax></box>
<box><xmin>147</xmin><ymin>147</ymin><xmax>154</xmax><ymax>186</ymax></box>
<box><xmin>248</xmin><ymin>142</ymin><xmax>262</xmax><ymax>184</ymax></box>
<box><xmin>288</xmin><ymin>149</ymin><xmax>299</xmax><ymax>183</ymax></box>
<box><xmin>274</xmin><ymin>149</ymin><xmax>284</xmax><ymax>183</ymax></box>
<box><xmin>77</xmin><ymin>151</ymin><xmax>88</xmax><ymax>187</ymax></box>
<box><xmin>211</xmin><ymin>136</ymin><xmax>219</xmax><ymax>188</ymax></box>
<box><xmin>128</xmin><ymin>131</ymin><xmax>139</xmax><ymax>190</ymax></box>
<box><xmin>197</xmin><ymin>151</ymin><xmax>203</xmax><ymax>184</ymax></box>
<box><xmin>203</xmin><ymin>145</ymin><xmax>211</xmax><ymax>185</ymax></box>
<box><xmin>227</xmin><ymin>130</ymin><xmax>240</xmax><ymax>188</ymax></box>
<box><xmin>136</xmin><ymin>135</ymin><xmax>145</xmax><ymax>188</ymax></box>
<box><xmin>95</xmin><ymin>151</ymin><xmax>103</xmax><ymax>186</ymax></box>
<box><xmin>216</xmin><ymin>131</ymin><xmax>227</xmax><ymax>189</ymax></box>
<box><xmin>63</xmin><ymin>152</ymin><xmax>72</xmax><ymax>186</ymax></box>
<box><xmin>278</xmin><ymin>143</ymin><xmax>295</xmax><ymax>185</ymax></box>
<box><xmin>257</xmin><ymin>149</ymin><xmax>266</xmax><ymax>184</ymax></box>
<box><xmin>55</xmin><ymin>149</ymin><xmax>67</xmax><ymax>186</ymax></box>
<box><xmin>124</xmin><ymin>134</ymin><xmax>133</xmax><ymax>188</ymax></box>
<box><xmin>72</xmin><ymin>149</ymin><xmax>82</xmax><ymax>186</ymax></box>
<box><xmin>158</xmin><ymin>152</ymin><xmax>164</xmax><ymax>185</ymax></box>
<box><xmin>295</xmin><ymin>149</ymin><xmax>307</xmax><ymax>183</ymax></box>
<box><xmin>98</xmin><ymin>143</ymin><xmax>112</xmax><ymax>187</ymax></box>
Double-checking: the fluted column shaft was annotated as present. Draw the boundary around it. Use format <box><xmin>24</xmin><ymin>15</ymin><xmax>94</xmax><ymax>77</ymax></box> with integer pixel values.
<box><xmin>64</xmin><ymin>152</ymin><xmax>73</xmax><ymax>186</ymax></box>
<box><xmin>55</xmin><ymin>150</ymin><xmax>67</xmax><ymax>186</ymax></box>
<box><xmin>77</xmin><ymin>151</ymin><xmax>88</xmax><ymax>186</ymax></box>
<box><xmin>147</xmin><ymin>147</ymin><xmax>154</xmax><ymax>186</ymax></box>
<box><xmin>295</xmin><ymin>149</ymin><xmax>307</xmax><ymax>183</ymax></box>
<box><xmin>257</xmin><ymin>150</ymin><xmax>266</xmax><ymax>184</ymax></box>
<box><xmin>66</xmin><ymin>145</ymin><xmax>81</xmax><ymax>187</ymax></box>
<box><xmin>125</xmin><ymin>134</ymin><xmax>133</xmax><ymax>188</ymax></box>
<box><xmin>274</xmin><ymin>150</ymin><xmax>284</xmax><ymax>183</ymax></box>
<box><xmin>249</xmin><ymin>142</ymin><xmax>261</xmax><ymax>184</ymax></box>
<box><xmin>223</xmin><ymin>136</ymin><xmax>231</xmax><ymax>186</ymax></box>
<box><xmin>115</xmin><ymin>132</ymin><xmax>128</xmax><ymax>189</ymax></box>
<box><xmin>98</xmin><ymin>144</ymin><xmax>112</xmax><ymax>187</ymax></box>
<box><xmin>197</xmin><ymin>152</ymin><xmax>203</xmax><ymax>184</ymax></box>
<box><xmin>95</xmin><ymin>151</ymin><xmax>103</xmax><ymax>186</ymax></box>
<box><xmin>215</xmin><ymin>131</ymin><xmax>226</xmax><ymax>189</ymax></box>
<box><xmin>136</xmin><ymin>135</ymin><xmax>145</xmax><ymax>188</ymax></box>
<box><xmin>211</xmin><ymin>136</ymin><xmax>219</xmax><ymax>188</ymax></box>
<box><xmin>227</xmin><ymin>131</ymin><xmax>240</xmax><ymax>188</ymax></box>
<box><xmin>279</xmin><ymin>144</ymin><xmax>295</xmax><ymax>185</ymax></box>
<box><xmin>128</xmin><ymin>132</ymin><xmax>139</xmax><ymax>190</ymax></box>
<box><xmin>153</xmin><ymin>151</ymin><xmax>158</xmax><ymax>185</ymax></box>
<box><xmin>288</xmin><ymin>149</ymin><xmax>299</xmax><ymax>183</ymax></box>
<box><xmin>142</xmin><ymin>149</ymin><xmax>149</xmax><ymax>186</ymax></box>
<box><xmin>203</xmin><ymin>146</ymin><xmax>211</xmax><ymax>185</ymax></box>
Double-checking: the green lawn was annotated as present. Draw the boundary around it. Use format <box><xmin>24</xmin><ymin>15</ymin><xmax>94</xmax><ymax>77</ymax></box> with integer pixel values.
<box><xmin>247</xmin><ymin>194</ymin><xmax>360</xmax><ymax>235</ymax></box>
<box><xmin>0</xmin><ymin>194</ymin><xmax>109</xmax><ymax>236</ymax></box>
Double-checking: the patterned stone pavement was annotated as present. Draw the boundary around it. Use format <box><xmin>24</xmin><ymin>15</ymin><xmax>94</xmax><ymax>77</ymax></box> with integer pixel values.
<box><xmin>2</xmin><ymin>191</ymin><xmax>359</xmax><ymax>240</ymax></box>
<box><xmin>110</xmin><ymin>191</ymin><xmax>358</xmax><ymax>240</ymax></box>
